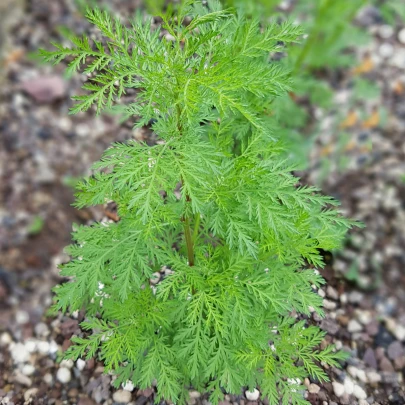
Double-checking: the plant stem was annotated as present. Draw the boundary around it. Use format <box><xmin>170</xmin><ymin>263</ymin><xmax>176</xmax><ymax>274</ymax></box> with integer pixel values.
<box><xmin>293</xmin><ymin>0</ymin><xmax>331</xmax><ymax>73</ymax></box>
<box><xmin>175</xmin><ymin>97</ymin><xmax>196</xmax><ymax>267</ymax></box>
<box><xmin>183</xmin><ymin>215</ymin><xmax>195</xmax><ymax>267</ymax></box>
<box><xmin>193</xmin><ymin>213</ymin><xmax>201</xmax><ymax>243</ymax></box>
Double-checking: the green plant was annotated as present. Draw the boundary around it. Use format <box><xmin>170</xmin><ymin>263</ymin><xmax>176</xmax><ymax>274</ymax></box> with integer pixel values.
<box><xmin>40</xmin><ymin>1</ymin><xmax>359</xmax><ymax>403</ymax></box>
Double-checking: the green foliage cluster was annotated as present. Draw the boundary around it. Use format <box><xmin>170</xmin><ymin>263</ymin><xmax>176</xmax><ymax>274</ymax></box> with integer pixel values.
<box><xmin>40</xmin><ymin>1</ymin><xmax>358</xmax><ymax>403</ymax></box>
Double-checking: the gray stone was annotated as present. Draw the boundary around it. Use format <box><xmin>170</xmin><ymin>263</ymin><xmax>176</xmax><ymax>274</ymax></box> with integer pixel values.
<box><xmin>21</xmin><ymin>75</ymin><xmax>66</xmax><ymax>103</ymax></box>
<box><xmin>387</xmin><ymin>341</ymin><xmax>404</xmax><ymax>361</ymax></box>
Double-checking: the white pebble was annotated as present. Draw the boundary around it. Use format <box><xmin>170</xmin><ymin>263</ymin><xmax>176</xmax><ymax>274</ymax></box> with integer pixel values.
<box><xmin>76</xmin><ymin>358</ymin><xmax>86</xmax><ymax>371</ymax></box>
<box><xmin>34</xmin><ymin>322</ymin><xmax>50</xmax><ymax>337</ymax></box>
<box><xmin>332</xmin><ymin>382</ymin><xmax>345</xmax><ymax>397</ymax></box>
<box><xmin>343</xmin><ymin>377</ymin><xmax>354</xmax><ymax>395</ymax></box>
<box><xmin>112</xmin><ymin>390</ymin><xmax>132</xmax><ymax>403</ymax></box>
<box><xmin>10</xmin><ymin>342</ymin><xmax>30</xmax><ymax>363</ymax></box>
<box><xmin>37</xmin><ymin>341</ymin><xmax>50</xmax><ymax>354</ymax></box>
<box><xmin>22</xmin><ymin>364</ymin><xmax>35</xmax><ymax>376</ymax></box>
<box><xmin>150</xmin><ymin>272</ymin><xmax>160</xmax><ymax>285</ymax></box>
<box><xmin>60</xmin><ymin>359</ymin><xmax>74</xmax><ymax>369</ymax></box>
<box><xmin>25</xmin><ymin>339</ymin><xmax>37</xmax><ymax>353</ymax></box>
<box><xmin>339</xmin><ymin>293</ymin><xmax>348</xmax><ymax>305</ymax></box>
<box><xmin>13</xmin><ymin>371</ymin><xmax>32</xmax><ymax>387</ymax></box>
<box><xmin>323</xmin><ymin>299</ymin><xmax>337</xmax><ymax>310</ymax></box>
<box><xmin>245</xmin><ymin>388</ymin><xmax>260</xmax><ymax>401</ymax></box>
<box><xmin>43</xmin><ymin>373</ymin><xmax>53</xmax><ymax>385</ymax></box>
<box><xmin>398</xmin><ymin>28</ymin><xmax>405</xmax><ymax>44</ymax></box>
<box><xmin>56</xmin><ymin>367</ymin><xmax>72</xmax><ymax>384</ymax></box>
<box><xmin>122</xmin><ymin>380</ymin><xmax>135</xmax><ymax>392</ymax></box>
<box><xmin>357</xmin><ymin>369</ymin><xmax>367</xmax><ymax>383</ymax></box>
<box><xmin>327</xmin><ymin>286</ymin><xmax>339</xmax><ymax>300</ymax></box>
<box><xmin>308</xmin><ymin>383</ymin><xmax>320</xmax><ymax>394</ymax></box>
<box><xmin>357</xmin><ymin>310</ymin><xmax>372</xmax><ymax>325</ymax></box>
<box><xmin>353</xmin><ymin>385</ymin><xmax>367</xmax><ymax>400</ymax></box>
<box><xmin>366</xmin><ymin>370</ymin><xmax>381</xmax><ymax>384</ymax></box>
<box><xmin>16</xmin><ymin>310</ymin><xmax>30</xmax><ymax>325</ymax></box>
<box><xmin>392</xmin><ymin>50</ymin><xmax>405</xmax><ymax>69</ymax></box>
<box><xmin>379</xmin><ymin>25</ymin><xmax>394</xmax><ymax>39</ymax></box>
<box><xmin>24</xmin><ymin>388</ymin><xmax>38</xmax><ymax>401</ymax></box>
<box><xmin>379</xmin><ymin>43</ymin><xmax>394</xmax><ymax>59</ymax></box>
<box><xmin>318</xmin><ymin>288</ymin><xmax>326</xmax><ymax>298</ymax></box>
<box><xmin>189</xmin><ymin>391</ymin><xmax>201</xmax><ymax>399</ymax></box>
<box><xmin>348</xmin><ymin>319</ymin><xmax>363</xmax><ymax>333</ymax></box>
<box><xmin>386</xmin><ymin>318</ymin><xmax>405</xmax><ymax>341</ymax></box>
<box><xmin>48</xmin><ymin>340</ymin><xmax>59</xmax><ymax>354</ymax></box>
<box><xmin>0</xmin><ymin>332</ymin><xmax>12</xmax><ymax>346</ymax></box>
<box><xmin>348</xmin><ymin>291</ymin><xmax>363</xmax><ymax>304</ymax></box>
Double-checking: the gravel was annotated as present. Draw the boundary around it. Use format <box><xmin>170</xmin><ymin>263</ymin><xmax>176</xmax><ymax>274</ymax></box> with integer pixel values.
<box><xmin>56</xmin><ymin>366</ymin><xmax>72</xmax><ymax>384</ymax></box>
<box><xmin>245</xmin><ymin>389</ymin><xmax>260</xmax><ymax>401</ymax></box>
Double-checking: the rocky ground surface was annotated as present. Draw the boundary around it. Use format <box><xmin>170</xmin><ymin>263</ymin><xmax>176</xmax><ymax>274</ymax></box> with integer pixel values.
<box><xmin>1</xmin><ymin>1</ymin><xmax>405</xmax><ymax>405</ymax></box>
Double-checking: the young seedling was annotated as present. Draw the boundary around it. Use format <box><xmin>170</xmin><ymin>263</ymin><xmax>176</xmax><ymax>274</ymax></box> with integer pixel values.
<box><xmin>40</xmin><ymin>1</ymin><xmax>358</xmax><ymax>403</ymax></box>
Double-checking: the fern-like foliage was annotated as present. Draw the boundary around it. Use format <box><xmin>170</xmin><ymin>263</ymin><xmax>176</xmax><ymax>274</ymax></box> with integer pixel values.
<box><xmin>40</xmin><ymin>1</ymin><xmax>358</xmax><ymax>404</ymax></box>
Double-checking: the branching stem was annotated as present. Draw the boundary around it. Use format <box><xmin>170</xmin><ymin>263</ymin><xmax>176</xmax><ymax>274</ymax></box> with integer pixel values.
<box><xmin>183</xmin><ymin>214</ymin><xmax>195</xmax><ymax>267</ymax></box>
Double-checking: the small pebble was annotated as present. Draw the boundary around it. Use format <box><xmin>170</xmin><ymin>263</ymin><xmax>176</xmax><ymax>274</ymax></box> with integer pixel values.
<box><xmin>327</xmin><ymin>286</ymin><xmax>339</xmax><ymax>300</ymax></box>
<box><xmin>348</xmin><ymin>291</ymin><xmax>363</xmax><ymax>304</ymax></box>
<box><xmin>22</xmin><ymin>364</ymin><xmax>35</xmax><ymax>376</ymax></box>
<box><xmin>398</xmin><ymin>28</ymin><xmax>405</xmax><ymax>44</ymax></box>
<box><xmin>357</xmin><ymin>310</ymin><xmax>372</xmax><ymax>325</ymax></box>
<box><xmin>0</xmin><ymin>332</ymin><xmax>12</xmax><ymax>346</ymax></box>
<box><xmin>10</xmin><ymin>342</ymin><xmax>30</xmax><ymax>363</ymax></box>
<box><xmin>245</xmin><ymin>389</ymin><xmax>260</xmax><ymax>401</ymax></box>
<box><xmin>386</xmin><ymin>318</ymin><xmax>405</xmax><ymax>341</ymax></box>
<box><xmin>113</xmin><ymin>390</ymin><xmax>132</xmax><ymax>403</ymax></box>
<box><xmin>379</xmin><ymin>43</ymin><xmax>394</xmax><ymax>59</ymax></box>
<box><xmin>150</xmin><ymin>272</ymin><xmax>160</xmax><ymax>285</ymax></box>
<box><xmin>34</xmin><ymin>322</ymin><xmax>50</xmax><ymax>337</ymax></box>
<box><xmin>379</xmin><ymin>24</ymin><xmax>394</xmax><ymax>39</ymax></box>
<box><xmin>353</xmin><ymin>385</ymin><xmax>367</xmax><ymax>400</ymax></box>
<box><xmin>323</xmin><ymin>299</ymin><xmax>337</xmax><ymax>310</ymax></box>
<box><xmin>189</xmin><ymin>391</ymin><xmax>201</xmax><ymax>399</ymax></box>
<box><xmin>366</xmin><ymin>370</ymin><xmax>382</xmax><ymax>384</ymax></box>
<box><xmin>332</xmin><ymin>382</ymin><xmax>345</xmax><ymax>397</ymax></box>
<box><xmin>308</xmin><ymin>383</ymin><xmax>320</xmax><ymax>394</ymax></box>
<box><xmin>343</xmin><ymin>377</ymin><xmax>354</xmax><ymax>395</ymax></box>
<box><xmin>56</xmin><ymin>367</ymin><xmax>72</xmax><ymax>384</ymax></box>
<box><xmin>14</xmin><ymin>371</ymin><xmax>32</xmax><ymax>387</ymax></box>
<box><xmin>122</xmin><ymin>380</ymin><xmax>135</xmax><ymax>392</ymax></box>
<box><xmin>37</xmin><ymin>341</ymin><xmax>50</xmax><ymax>354</ymax></box>
<box><xmin>387</xmin><ymin>341</ymin><xmax>404</xmax><ymax>360</ymax></box>
<box><xmin>348</xmin><ymin>320</ymin><xmax>363</xmax><ymax>333</ymax></box>
<box><xmin>60</xmin><ymin>359</ymin><xmax>74</xmax><ymax>369</ymax></box>
<box><xmin>43</xmin><ymin>373</ymin><xmax>53</xmax><ymax>385</ymax></box>
<box><xmin>356</xmin><ymin>369</ymin><xmax>367</xmax><ymax>383</ymax></box>
<box><xmin>392</xmin><ymin>50</ymin><xmax>405</xmax><ymax>69</ymax></box>
<box><xmin>15</xmin><ymin>310</ymin><xmax>29</xmax><ymax>325</ymax></box>
<box><xmin>340</xmin><ymin>293</ymin><xmax>348</xmax><ymax>305</ymax></box>
<box><xmin>24</xmin><ymin>388</ymin><xmax>38</xmax><ymax>401</ymax></box>
<box><xmin>76</xmin><ymin>358</ymin><xmax>86</xmax><ymax>371</ymax></box>
<box><xmin>25</xmin><ymin>339</ymin><xmax>37</xmax><ymax>353</ymax></box>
